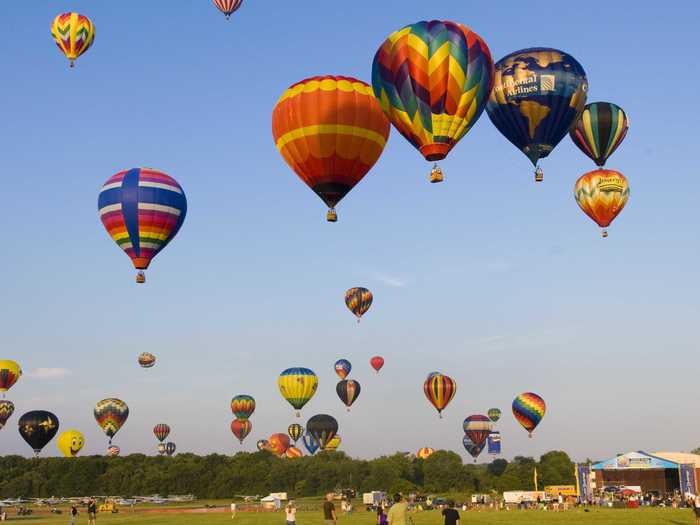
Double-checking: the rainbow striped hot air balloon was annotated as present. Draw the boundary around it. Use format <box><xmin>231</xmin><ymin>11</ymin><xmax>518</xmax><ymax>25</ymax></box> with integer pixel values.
<box><xmin>345</xmin><ymin>287</ymin><xmax>373</xmax><ymax>322</ymax></box>
<box><xmin>94</xmin><ymin>398</ymin><xmax>129</xmax><ymax>444</ymax></box>
<box><xmin>278</xmin><ymin>368</ymin><xmax>318</xmax><ymax>417</ymax></box>
<box><xmin>423</xmin><ymin>373</ymin><xmax>456</xmax><ymax>418</ymax></box>
<box><xmin>50</xmin><ymin>12</ymin><xmax>95</xmax><ymax>67</ymax></box>
<box><xmin>372</xmin><ymin>20</ymin><xmax>494</xmax><ymax>182</ymax></box>
<box><xmin>230</xmin><ymin>395</ymin><xmax>256</xmax><ymax>420</ymax></box>
<box><xmin>98</xmin><ymin>168</ymin><xmax>187</xmax><ymax>284</ymax></box>
<box><xmin>570</xmin><ymin>102</ymin><xmax>629</xmax><ymax>167</ymax></box>
<box><xmin>272</xmin><ymin>76</ymin><xmax>390</xmax><ymax>222</ymax></box>
<box><xmin>512</xmin><ymin>392</ymin><xmax>546</xmax><ymax>437</ymax></box>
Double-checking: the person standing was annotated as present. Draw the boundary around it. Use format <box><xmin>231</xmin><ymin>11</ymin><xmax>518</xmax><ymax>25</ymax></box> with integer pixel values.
<box><xmin>387</xmin><ymin>494</ymin><xmax>408</xmax><ymax>525</ymax></box>
<box><xmin>285</xmin><ymin>501</ymin><xmax>297</xmax><ymax>525</ymax></box>
<box><xmin>69</xmin><ymin>504</ymin><xmax>79</xmax><ymax>525</ymax></box>
<box><xmin>323</xmin><ymin>494</ymin><xmax>337</xmax><ymax>525</ymax></box>
<box><xmin>377</xmin><ymin>506</ymin><xmax>387</xmax><ymax>525</ymax></box>
<box><xmin>231</xmin><ymin>501</ymin><xmax>237</xmax><ymax>519</ymax></box>
<box><xmin>693</xmin><ymin>494</ymin><xmax>700</xmax><ymax>525</ymax></box>
<box><xmin>441</xmin><ymin>501</ymin><xmax>459</xmax><ymax>525</ymax></box>
<box><xmin>87</xmin><ymin>499</ymin><xmax>97</xmax><ymax>525</ymax></box>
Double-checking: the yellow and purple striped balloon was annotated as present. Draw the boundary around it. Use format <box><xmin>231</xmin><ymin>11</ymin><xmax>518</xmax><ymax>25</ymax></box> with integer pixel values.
<box><xmin>512</xmin><ymin>392</ymin><xmax>546</xmax><ymax>437</ymax></box>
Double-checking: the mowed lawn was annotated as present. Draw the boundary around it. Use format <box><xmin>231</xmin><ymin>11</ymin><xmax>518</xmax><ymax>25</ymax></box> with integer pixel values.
<box><xmin>7</xmin><ymin>508</ymin><xmax>696</xmax><ymax>525</ymax></box>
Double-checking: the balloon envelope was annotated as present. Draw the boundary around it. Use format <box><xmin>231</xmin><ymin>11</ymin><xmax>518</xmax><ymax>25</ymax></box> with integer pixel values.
<box><xmin>138</xmin><ymin>353</ymin><xmax>156</xmax><ymax>368</ymax></box>
<box><xmin>231</xmin><ymin>419</ymin><xmax>252</xmax><ymax>444</ymax></box>
<box><xmin>256</xmin><ymin>439</ymin><xmax>269</xmax><ymax>452</ymax></box>
<box><xmin>18</xmin><ymin>410</ymin><xmax>59</xmax><ymax>455</ymax></box>
<box><xmin>94</xmin><ymin>398</ymin><xmax>129</xmax><ymax>443</ymax></box>
<box><xmin>487</xmin><ymin>408</ymin><xmax>501</xmax><ymax>422</ymax></box>
<box><xmin>306</xmin><ymin>414</ymin><xmax>338</xmax><ymax>450</ymax></box>
<box><xmin>230</xmin><ymin>395</ymin><xmax>256</xmax><ymax>420</ymax></box>
<box><xmin>107</xmin><ymin>445</ymin><xmax>120</xmax><ymax>457</ymax></box>
<box><xmin>278</xmin><ymin>368</ymin><xmax>318</xmax><ymax>415</ymax></box>
<box><xmin>462</xmin><ymin>435</ymin><xmax>485</xmax><ymax>460</ymax></box>
<box><xmin>570</xmin><ymin>102</ymin><xmax>629</xmax><ymax>167</ymax></box>
<box><xmin>57</xmin><ymin>429</ymin><xmax>85</xmax><ymax>457</ymax></box>
<box><xmin>345</xmin><ymin>288</ymin><xmax>373</xmax><ymax>320</ymax></box>
<box><xmin>285</xmin><ymin>446</ymin><xmax>303</xmax><ymax>459</ymax></box>
<box><xmin>165</xmin><ymin>442</ymin><xmax>176</xmax><ymax>456</ymax></box>
<box><xmin>287</xmin><ymin>423</ymin><xmax>303</xmax><ymax>443</ymax></box>
<box><xmin>50</xmin><ymin>12</ymin><xmax>95</xmax><ymax>66</ymax></box>
<box><xmin>153</xmin><ymin>423</ymin><xmax>170</xmax><ymax>442</ymax></box>
<box><xmin>423</xmin><ymin>373</ymin><xmax>457</xmax><ymax>416</ymax></box>
<box><xmin>512</xmin><ymin>392</ymin><xmax>546</xmax><ymax>436</ymax></box>
<box><xmin>463</xmin><ymin>415</ymin><xmax>493</xmax><ymax>447</ymax></box>
<box><xmin>212</xmin><ymin>0</ymin><xmax>243</xmax><ymax>18</ymax></box>
<box><xmin>574</xmin><ymin>169</ymin><xmax>629</xmax><ymax>231</ymax></box>
<box><xmin>268</xmin><ymin>433</ymin><xmax>291</xmax><ymax>456</ymax></box>
<box><xmin>0</xmin><ymin>360</ymin><xmax>22</xmax><ymax>393</ymax></box>
<box><xmin>370</xmin><ymin>356</ymin><xmax>384</xmax><ymax>373</ymax></box>
<box><xmin>302</xmin><ymin>431</ymin><xmax>320</xmax><ymax>455</ymax></box>
<box><xmin>336</xmin><ymin>380</ymin><xmax>361</xmax><ymax>410</ymax></box>
<box><xmin>324</xmin><ymin>434</ymin><xmax>341</xmax><ymax>451</ymax></box>
<box><xmin>416</xmin><ymin>447</ymin><xmax>434</xmax><ymax>459</ymax></box>
<box><xmin>0</xmin><ymin>400</ymin><xmax>15</xmax><ymax>430</ymax></box>
<box><xmin>334</xmin><ymin>359</ymin><xmax>352</xmax><ymax>380</ymax></box>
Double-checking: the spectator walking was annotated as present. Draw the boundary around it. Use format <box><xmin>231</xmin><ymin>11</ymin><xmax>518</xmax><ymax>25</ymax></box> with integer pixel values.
<box><xmin>442</xmin><ymin>501</ymin><xmax>460</xmax><ymax>525</ymax></box>
<box><xmin>286</xmin><ymin>501</ymin><xmax>297</xmax><ymax>525</ymax></box>
<box><xmin>323</xmin><ymin>494</ymin><xmax>337</xmax><ymax>525</ymax></box>
<box><xmin>231</xmin><ymin>501</ymin><xmax>237</xmax><ymax>519</ymax></box>
<box><xmin>377</xmin><ymin>506</ymin><xmax>387</xmax><ymax>525</ymax></box>
<box><xmin>387</xmin><ymin>494</ymin><xmax>408</xmax><ymax>525</ymax></box>
<box><xmin>69</xmin><ymin>504</ymin><xmax>79</xmax><ymax>525</ymax></box>
<box><xmin>87</xmin><ymin>499</ymin><xmax>97</xmax><ymax>525</ymax></box>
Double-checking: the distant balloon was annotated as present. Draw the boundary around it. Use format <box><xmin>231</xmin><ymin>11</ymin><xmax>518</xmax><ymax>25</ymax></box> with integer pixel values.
<box><xmin>486</xmin><ymin>48</ymin><xmax>588</xmax><ymax>181</ymax></box>
<box><xmin>267</xmin><ymin>433</ymin><xmax>291</xmax><ymax>456</ymax></box>
<box><xmin>0</xmin><ymin>360</ymin><xmax>22</xmax><ymax>395</ymax></box>
<box><xmin>50</xmin><ymin>12</ymin><xmax>95</xmax><ymax>67</ymax></box>
<box><xmin>285</xmin><ymin>446</ymin><xmax>303</xmax><ymax>459</ymax></box>
<box><xmin>287</xmin><ymin>423</ymin><xmax>303</xmax><ymax>444</ymax></box>
<box><xmin>416</xmin><ymin>447</ymin><xmax>434</xmax><ymax>459</ymax></box>
<box><xmin>570</xmin><ymin>102</ymin><xmax>629</xmax><ymax>167</ymax></box>
<box><xmin>574</xmin><ymin>169</ymin><xmax>629</xmax><ymax>237</ymax></box>
<box><xmin>165</xmin><ymin>442</ymin><xmax>176</xmax><ymax>456</ymax></box>
<box><xmin>256</xmin><ymin>439</ymin><xmax>269</xmax><ymax>452</ymax></box>
<box><xmin>278</xmin><ymin>368</ymin><xmax>318</xmax><ymax>417</ymax></box>
<box><xmin>231</xmin><ymin>419</ymin><xmax>252</xmax><ymax>444</ymax></box>
<box><xmin>462</xmin><ymin>435</ymin><xmax>485</xmax><ymax>462</ymax></box>
<box><xmin>57</xmin><ymin>429</ymin><xmax>85</xmax><ymax>458</ymax></box>
<box><xmin>487</xmin><ymin>408</ymin><xmax>501</xmax><ymax>423</ymax></box>
<box><xmin>306</xmin><ymin>414</ymin><xmax>338</xmax><ymax>450</ymax></box>
<box><xmin>138</xmin><ymin>352</ymin><xmax>156</xmax><ymax>368</ymax></box>
<box><xmin>107</xmin><ymin>445</ymin><xmax>120</xmax><ymax>457</ymax></box>
<box><xmin>157</xmin><ymin>443</ymin><xmax>167</xmax><ymax>456</ymax></box>
<box><xmin>324</xmin><ymin>434</ymin><xmax>341</xmax><ymax>451</ymax></box>
<box><xmin>334</xmin><ymin>359</ymin><xmax>352</xmax><ymax>380</ymax></box>
<box><xmin>230</xmin><ymin>395</ymin><xmax>256</xmax><ymax>420</ymax></box>
<box><xmin>0</xmin><ymin>400</ymin><xmax>15</xmax><ymax>430</ymax></box>
<box><xmin>345</xmin><ymin>288</ymin><xmax>373</xmax><ymax>322</ymax></box>
<box><xmin>94</xmin><ymin>398</ymin><xmax>129</xmax><ymax>444</ymax></box>
<box><xmin>336</xmin><ymin>380</ymin><xmax>361</xmax><ymax>411</ymax></box>
<box><xmin>302</xmin><ymin>431</ymin><xmax>320</xmax><ymax>455</ymax></box>
<box><xmin>370</xmin><ymin>356</ymin><xmax>384</xmax><ymax>373</ymax></box>
<box><xmin>212</xmin><ymin>0</ymin><xmax>243</xmax><ymax>19</ymax></box>
<box><xmin>153</xmin><ymin>423</ymin><xmax>170</xmax><ymax>443</ymax></box>
<box><xmin>18</xmin><ymin>410</ymin><xmax>59</xmax><ymax>456</ymax></box>
<box><xmin>463</xmin><ymin>415</ymin><xmax>493</xmax><ymax>448</ymax></box>
<box><xmin>512</xmin><ymin>392</ymin><xmax>546</xmax><ymax>437</ymax></box>
<box><xmin>423</xmin><ymin>373</ymin><xmax>457</xmax><ymax>417</ymax></box>
<box><xmin>98</xmin><ymin>168</ymin><xmax>187</xmax><ymax>283</ymax></box>
<box><xmin>426</xmin><ymin>371</ymin><xmax>440</xmax><ymax>380</ymax></box>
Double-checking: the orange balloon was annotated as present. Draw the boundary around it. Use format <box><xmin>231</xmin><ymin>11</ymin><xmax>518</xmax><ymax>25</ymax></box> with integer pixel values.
<box><xmin>267</xmin><ymin>433</ymin><xmax>291</xmax><ymax>456</ymax></box>
<box><xmin>574</xmin><ymin>169</ymin><xmax>629</xmax><ymax>235</ymax></box>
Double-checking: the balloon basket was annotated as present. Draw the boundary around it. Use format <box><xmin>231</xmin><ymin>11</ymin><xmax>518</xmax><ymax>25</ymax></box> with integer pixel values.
<box><xmin>295</xmin><ymin>411</ymin><xmax>300</xmax><ymax>418</ymax></box>
<box><xmin>601</xmin><ymin>229</ymin><xmax>608</xmax><ymax>238</ymax></box>
<box><xmin>69</xmin><ymin>61</ymin><xmax>75</xmax><ymax>68</ymax></box>
<box><xmin>430</xmin><ymin>164</ymin><xmax>444</xmax><ymax>183</ymax></box>
<box><xmin>528</xmin><ymin>433</ymin><xmax>533</xmax><ymax>439</ymax></box>
<box><xmin>534</xmin><ymin>167</ymin><xmax>544</xmax><ymax>182</ymax></box>
<box><xmin>136</xmin><ymin>271</ymin><xmax>146</xmax><ymax>284</ymax></box>
<box><xmin>326</xmin><ymin>209</ymin><xmax>338</xmax><ymax>222</ymax></box>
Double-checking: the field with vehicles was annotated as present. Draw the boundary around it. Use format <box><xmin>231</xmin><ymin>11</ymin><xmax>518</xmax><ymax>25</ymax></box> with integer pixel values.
<box><xmin>2</xmin><ymin>507</ymin><xmax>696</xmax><ymax>525</ymax></box>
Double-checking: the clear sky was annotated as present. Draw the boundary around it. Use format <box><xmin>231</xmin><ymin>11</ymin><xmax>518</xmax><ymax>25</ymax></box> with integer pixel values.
<box><xmin>2</xmin><ymin>0</ymin><xmax>699</xmax><ymax>462</ymax></box>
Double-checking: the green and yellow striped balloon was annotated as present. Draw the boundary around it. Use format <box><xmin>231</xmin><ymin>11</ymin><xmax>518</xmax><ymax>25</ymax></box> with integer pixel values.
<box><xmin>569</xmin><ymin>102</ymin><xmax>629</xmax><ymax>167</ymax></box>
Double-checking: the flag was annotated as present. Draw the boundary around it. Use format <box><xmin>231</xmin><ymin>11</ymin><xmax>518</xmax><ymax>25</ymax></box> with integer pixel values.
<box><xmin>533</xmin><ymin>467</ymin><xmax>539</xmax><ymax>491</ymax></box>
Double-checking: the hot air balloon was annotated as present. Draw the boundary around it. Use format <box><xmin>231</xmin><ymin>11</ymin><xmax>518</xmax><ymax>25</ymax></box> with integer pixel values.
<box><xmin>372</xmin><ymin>20</ymin><xmax>494</xmax><ymax>183</ymax></box>
<box><xmin>98</xmin><ymin>168</ymin><xmax>187</xmax><ymax>283</ymax></box>
<box><xmin>324</xmin><ymin>434</ymin><xmax>341</xmax><ymax>451</ymax></box>
<box><xmin>138</xmin><ymin>352</ymin><xmax>156</xmax><ymax>368</ymax></box>
<box><xmin>267</xmin><ymin>433</ymin><xmax>291</xmax><ymax>456</ymax></box>
<box><xmin>487</xmin><ymin>408</ymin><xmax>501</xmax><ymax>423</ymax></box>
<box><xmin>107</xmin><ymin>445</ymin><xmax>120</xmax><ymax>457</ymax></box>
<box><xmin>570</xmin><ymin>102</ymin><xmax>629</xmax><ymax>167</ymax></box>
<box><xmin>512</xmin><ymin>392</ymin><xmax>546</xmax><ymax>437</ymax></box>
<box><xmin>278</xmin><ymin>368</ymin><xmax>318</xmax><ymax>417</ymax></box>
<box><xmin>153</xmin><ymin>423</ymin><xmax>170</xmax><ymax>443</ymax></box>
<box><xmin>256</xmin><ymin>439</ymin><xmax>269</xmax><ymax>452</ymax></box>
<box><xmin>285</xmin><ymin>446</ymin><xmax>303</xmax><ymax>459</ymax></box>
<box><xmin>94</xmin><ymin>398</ymin><xmax>129</xmax><ymax>444</ymax></box>
<box><xmin>336</xmin><ymin>380</ymin><xmax>361</xmax><ymax>411</ymax></box>
<box><xmin>463</xmin><ymin>415</ymin><xmax>493</xmax><ymax>448</ymax></box>
<box><xmin>0</xmin><ymin>360</ymin><xmax>22</xmax><ymax>396</ymax></box>
<box><xmin>287</xmin><ymin>423</ymin><xmax>303</xmax><ymax>444</ymax></box>
<box><xmin>230</xmin><ymin>395</ymin><xmax>256</xmax><ymax>420</ymax></box>
<box><xmin>50</xmin><ymin>12</ymin><xmax>95</xmax><ymax>67</ymax></box>
<box><xmin>212</xmin><ymin>0</ymin><xmax>243</xmax><ymax>19</ymax></box>
<box><xmin>462</xmin><ymin>435</ymin><xmax>484</xmax><ymax>462</ymax></box>
<box><xmin>57</xmin><ymin>430</ymin><xmax>85</xmax><ymax>458</ymax></box>
<box><xmin>157</xmin><ymin>443</ymin><xmax>167</xmax><ymax>456</ymax></box>
<box><xmin>487</xmin><ymin>431</ymin><xmax>501</xmax><ymax>455</ymax></box>
<box><xmin>370</xmin><ymin>356</ymin><xmax>384</xmax><ymax>373</ymax></box>
<box><xmin>416</xmin><ymin>447</ymin><xmax>434</xmax><ymax>459</ymax></box>
<box><xmin>334</xmin><ymin>359</ymin><xmax>352</xmax><ymax>380</ymax></box>
<box><xmin>486</xmin><ymin>48</ymin><xmax>588</xmax><ymax>182</ymax></box>
<box><xmin>18</xmin><ymin>411</ymin><xmax>59</xmax><ymax>456</ymax></box>
<box><xmin>0</xmin><ymin>400</ymin><xmax>15</xmax><ymax>430</ymax></box>
<box><xmin>306</xmin><ymin>414</ymin><xmax>338</xmax><ymax>450</ymax></box>
<box><xmin>231</xmin><ymin>419</ymin><xmax>252</xmax><ymax>444</ymax></box>
<box><xmin>165</xmin><ymin>442</ymin><xmax>176</xmax><ymax>456</ymax></box>
<box><xmin>302</xmin><ymin>431</ymin><xmax>320</xmax><ymax>455</ymax></box>
<box><xmin>345</xmin><ymin>288</ymin><xmax>373</xmax><ymax>322</ymax></box>
<box><xmin>423</xmin><ymin>373</ymin><xmax>456</xmax><ymax>418</ymax></box>
<box><xmin>574</xmin><ymin>169</ymin><xmax>629</xmax><ymax>237</ymax></box>
<box><xmin>272</xmin><ymin>75</ymin><xmax>390</xmax><ymax>222</ymax></box>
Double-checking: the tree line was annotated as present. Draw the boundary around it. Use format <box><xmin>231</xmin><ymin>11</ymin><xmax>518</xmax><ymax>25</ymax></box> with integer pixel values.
<box><xmin>0</xmin><ymin>450</ymin><xmax>575</xmax><ymax>499</ymax></box>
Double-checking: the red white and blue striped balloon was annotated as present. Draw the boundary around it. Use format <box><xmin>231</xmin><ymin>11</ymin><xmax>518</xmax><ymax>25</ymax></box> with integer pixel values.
<box><xmin>213</xmin><ymin>0</ymin><xmax>243</xmax><ymax>19</ymax></box>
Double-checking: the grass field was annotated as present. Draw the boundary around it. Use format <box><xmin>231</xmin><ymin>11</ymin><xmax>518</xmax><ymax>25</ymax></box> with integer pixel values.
<box><xmin>5</xmin><ymin>507</ymin><xmax>696</xmax><ymax>525</ymax></box>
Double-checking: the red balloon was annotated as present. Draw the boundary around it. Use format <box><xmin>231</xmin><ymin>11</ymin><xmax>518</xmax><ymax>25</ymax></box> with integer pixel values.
<box><xmin>268</xmin><ymin>433</ymin><xmax>291</xmax><ymax>456</ymax></box>
<box><xmin>230</xmin><ymin>419</ymin><xmax>252</xmax><ymax>444</ymax></box>
<box><xmin>370</xmin><ymin>356</ymin><xmax>384</xmax><ymax>373</ymax></box>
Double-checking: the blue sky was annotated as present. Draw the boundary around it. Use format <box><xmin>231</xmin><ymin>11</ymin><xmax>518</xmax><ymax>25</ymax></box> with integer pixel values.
<box><xmin>2</xmin><ymin>1</ymin><xmax>699</xmax><ymax>462</ymax></box>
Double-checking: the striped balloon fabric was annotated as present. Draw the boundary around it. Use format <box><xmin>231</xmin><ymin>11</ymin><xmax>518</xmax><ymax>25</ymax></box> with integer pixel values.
<box><xmin>94</xmin><ymin>398</ymin><xmax>129</xmax><ymax>443</ymax></box>
<box><xmin>230</xmin><ymin>395</ymin><xmax>256</xmax><ymax>420</ymax></box>
<box><xmin>512</xmin><ymin>392</ymin><xmax>546</xmax><ymax>437</ymax></box>
<box><xmin>345</xmin><ymin>287</ymin><xmax>373</xmax><ymax>321</ymax></box>
<box><xmin>50</xmin><ymin>12</ymin><xmax>95</xmax><ymax>66</ymax></box>
<box><xmin>153</xmin><ymin>423</ymin><xmax>170</xmax><ymax>443</ymax></box>
<box><xmin>212</xmin><ymin>0</ymin><xmax>243</xmax><ymax>19</ymax></box>
<box><xmin>574</xmin><ymin>169</ymin><xmax>629</xmax><ymax>234</ymax></box>
<box><xmin>278</xmin><ymin>368</ymin><xmax>318</xmax><ymax>416</ymax></box>
<box><xmin>423</xmin><ymin>373</ymin><xmax>457</xmax><ymax>417</ymax></box>
<box><xmin>463</xmin><ymin>415</ymin><xmax>493</xmax><ymax>447</ymax></box>
<box><xmin>98</xmin><ymin>168</ymin><xmax>187</xmax><ymax>281</ymax></box>
<box><xmin>570</xmin><ymin>102</ymin><xmax>629</xmax><ymax>167</ymax></box>
<box><xmin>372</xmin><ymin>20</ymin><xmax>494</xmax><ymax>163</ymax></box>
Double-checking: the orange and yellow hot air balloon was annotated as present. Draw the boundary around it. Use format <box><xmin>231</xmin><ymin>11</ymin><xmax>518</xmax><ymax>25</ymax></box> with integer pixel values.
<box><xmin>272</xmin><ymin>75</ymin><xmax>390</xmax><ymax>222</ymax></box>
<box><xmin>574</xmin><ymin>169</ymin><xmax>629</xmax><ymax>237</ymax></box>
<box><xmin>423</xmin><ymin>373</ymin><xmax>456</xmax><ymax>418</ymax></box>
<box><xmin>50</xmin><ymin>12</ymin><xmax>95</xmax><ymax>67</ymax></box>
<box><xmin>416</xmin><ymin>447</ymin><xmax>435</xmax><ymax>459</ymax></box>
<box><xmin>0</xmin><ymin>360</ymin><xmax>22</xmax><ymax>397</ymax></box>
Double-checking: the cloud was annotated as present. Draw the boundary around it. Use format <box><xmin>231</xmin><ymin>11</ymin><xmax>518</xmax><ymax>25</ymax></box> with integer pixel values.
<box><xmin>373</xmin><ymin>273</ymin><xmax>406</xmax><ymax>288</ymax></box>
<box><xmin>27</xmin><ymin>367</ymin><xmax>71</xmax><ymax>379</ymax></box>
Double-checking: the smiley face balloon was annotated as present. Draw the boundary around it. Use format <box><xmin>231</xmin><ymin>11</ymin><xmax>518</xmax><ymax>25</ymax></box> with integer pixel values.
<box><xmin>57</xmin><ymin>429</ymin><xmax>85</xmax><ymax>457</ymax></box>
